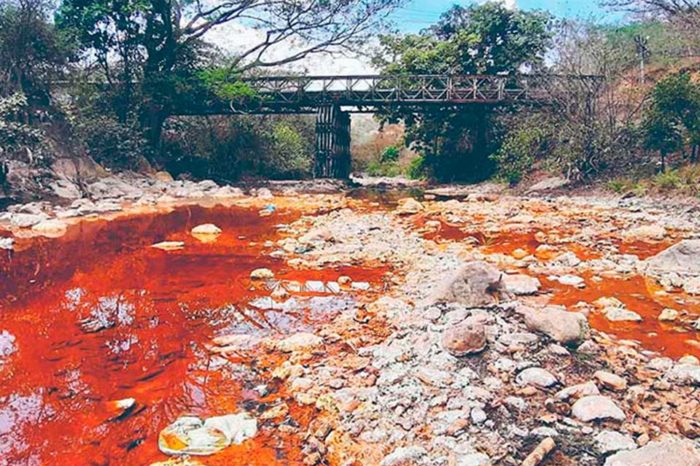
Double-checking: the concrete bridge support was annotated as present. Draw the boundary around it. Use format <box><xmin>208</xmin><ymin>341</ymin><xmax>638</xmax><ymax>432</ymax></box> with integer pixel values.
<box><xmin>315</xmin><ymin>105</ymin><xmax>351</xmax><ymax>178</ymax></box>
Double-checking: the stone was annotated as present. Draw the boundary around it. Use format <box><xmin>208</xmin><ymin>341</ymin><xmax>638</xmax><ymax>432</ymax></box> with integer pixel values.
<box><xmin>191</xmin><ymin>224</ymin><xmax>222</xmax><ymax>235</ymax></box>
<box><xmin>600</xmin><ymin>305</ymin><xmax>642</xmax><ymax>322</ymax></box>
<box><xmin>31</xmin><ymin>219</ymin><xmax>67</xmax><ymax>236</ymax></box>
<box><xmin>622</xmin><ymin>224</ymin><xmax>667</xmax><ymax>242</ymax></box>
<box><xmin>250</xmin><ymin>268</ymin><xmax>274</xmax><ymax>280</ymax></box>
<box><xmin>604</xmin><ymin>435</ymin><xmax>700</xmax><ymax>466</ymax></box>
<box><xmin>571</xmin><ymin>396</ymin><xmax>625</xmax><ymax>422</ymax></box>
<box><xmin>594</xmin><ymin>430</ymin><xmax>636</xmax><ymax>454</ymax></box>
<box><xmin>502</xmin><ymin>274</ymin><xmax>541</xmax><ymax>295</ymax></box>
<box><xmin>684</xmin><ymin>277</ymin><xmax>700</xmax><ymax>295</ymax></box>
<box><xmin>430</xmin><ymin>261</ymin><xmax>504</xmax><ymax>307</ymax></box>
<box><xmin>522</xmin><ymin>437</ymin><xmax>555</xmax><ymax>466</ymax></box>
<box><xmin>0</xmin><ymin>237</ymin><xmax>13</xmax><ymax>250</ymax></box>
<box><xmin>555</xmin><ymin>381</ymin><xmax>600</xmax><ymax>401</ymax></box>
<box><xmin>442</xmin><ymin>321</ymin><xmax>487</xmax><ymax>356</ymax></box>
<box><xmin>276</xmin><ymin>333</ymin><xmax>323</xmax><ymax>353</ymax></box>
<box><xmin>516</xmin><ymin>367</ymin><xmax>558</xmax><ymax>388</ymax></box>
<box><xmin>456</xmin><ymin>453</ymin><xmax>492</xmax><ymax>466</ymax></box>
<box><xmin>512</xmin><ymin>248</ymin><xmax>529</xmax><ymax>260</ymax></box>
<box><xmin>665</xmin><ymin>363</ymin><xmax>700</xmax><ymax>386</ymax></box>
<box><xmin>154</xmin><ymin>171</ymin><xmax>174</xmax><ymax>182</ymax></box>
<box><xmin>10</xmin><ymin>212</ymin><xmax>47</xmax><ymax>228</ymax></box>
<box><xmin>152</xmin><ymin>241</ymin><xmax>185</xmax><ymax>251</ymax></box>
<box><xmin>380</xmin><ymin>446</ymin><xmax>427</xmax><ymax>466</ymax></box>
<box><xmin>0</xmin><ymin>330</ymin><xmax>17</xmax><ymax>358</ymax></box>
<box><xmin>643</xmin><ymin>239</ymin><xmax>700</xmax><ymax>276</ymax></box>
<box><xmin>594</xmin><ymin>371</ymin><xmax>628</xmax><ymax>391</ymax></box>
<box><xmin>658</xmin><ymin>308</ymin><xmax>679</xmax><ymax>321</ymax></box>
<box><xmin>50</xmin><ymin>179</ymin><xmax>82</xmax><ymax>199</ymax></box>
<box><xmin>552</xmin><ymin>274</ymin><xmax>585</xmax><ymax>287</ymax></box>
<box><xmin>158</xmin><ymin>413</ymin><xmax>257</xmax><ymax>456</ymax></box>
<box><xmin>522</xmin><ymin>306</ymin><xmax>589</xmax><ymax>345</ymax></box>
<box><xmin>527</xmin><ymin>176</ymin><xmax>568</xmax><ymax>192</ymax></box>
<box><xmin>394</xmin><ymin>198</ymin><xmax>424</xmax><ymax>215</ymax></box>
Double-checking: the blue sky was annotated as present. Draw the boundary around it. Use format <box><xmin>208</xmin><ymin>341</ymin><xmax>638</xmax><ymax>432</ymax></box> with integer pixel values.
<box><xmin>393</xmin><ymin>0</ymin><xmax>621</xmax><ymax>32</ymax></box>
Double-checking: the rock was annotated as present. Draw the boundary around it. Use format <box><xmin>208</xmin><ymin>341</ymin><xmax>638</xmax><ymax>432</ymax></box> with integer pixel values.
<box><xmin>154</xmin><ymin>171</ymin><xmax>174</xmax><ymax>182</ymax></box>
<box><xmin>0</xmin><ymin>237</ymin><xmax>13</xmax><ymax>250</ymax></box>
<box><xmin>594</xmin><ymin>371</ymin><xmax>628</xmax><ymax>391</ymax></box>
<box><xmin>31</xmin><ymin>219</ymin><xmax>67</xmax><ymax>236</ymax></box>
<box><xmin>600</xmin><ymin>305</ymin><xmax>643</xmax><ymax>322</ymax></box>
<box><xmin>516</xmin><ymin>367</ymin><xmax>558</xmax><ymax>388</ymax></box>
<box><xmin>550</xmin><ymin>274</ymin><xmax>585</xmax><ymax>287</ymax></box>
<box><xmin>512</xmin><ymin>248</ymin><xmax>529</xmax><ymax>260</ymax></box>
<box><xmin>594</xmin><ymin>430</ymin><xmax>636</xmax><ymax>454</ymax></box>
<box><xmin>158</xmin><ymin>413</ymin><xmax>257</xmax><ymax>456</ymax></box>
<box><xmin>255</xmin><ymin>188</ymin><xmax>273</xmax><ymax>199</ymax></box>
<box><xmin>394</xmin><ymin>198</ymin><xmax>424</xmax><ymax>215</ymax></box>
<box><xmin>442</xmin><ymin>321</ymin><xmax>487</xmax><ymax>356</ymax></box>
<box><xmin>191</xmin><ymin>224</ymin><xmax>222</xmax><ymax>235</ymax></box>
<box><xmin>658</xmin><ymin>308</ymin><xmax>679</xmax><ymax>321</ymax></box>
<box><xmin>527</xmin><ymin>177</ymin><xmax>569</xmax><ymax>193</ymax></box>
<box><xmin>152</xmin><ymin>241</ymin><xmax>185</xmax><ymax>251</ymax></box>
<box><xmin>456</xmin><ymin>453</ymin><xmax>492</xmax><ymax>466</ymax></box>
<box><xmin>571</xmin><ymin>395</ymin><xmax>625</xmax><ymax>422</ymax></box>
<box><xmin>380</xmin><ymin>446</ymin><xmax>427</xmax><ymax>466</ymax></box>
<box><xmin>665</xmin><ymin>363</ymin><xmax>700</xmax><ymax>386</ymax></box>
<box><xmin>522</xmin><ymin>306</ymin><xmax>589</xmax><ymax>345</ymax></box>
<box><xmin>622</xmin><ymin>224</ymin><xmax>667</xmax><ymax>242</ymax></box>
<box><xmin>604</xmin><ymin>435</ymin><xmax>700</xmax><ymax>466</ymax></box>
<box><xmin>0</xmin><ymin>330</ymin><xmax>17</xmax><ymax>358</ymax></box>
<box><xmin>471</xmin><ymin>407</ymin><xmax>487</xmax><ymax>424</ymax></box>
<box><xmin>212</xmin><ymin>186</ymin><xmax>244</xmax><ymax>198</ymax></box>
<box><xmin>555</xmin><ymin>381</ymin><xmax>600</xmax><ymax>401</ymax></box>
<box><xmin>250</xmin><ymin>268</ymin><xmax>274</xmax><ymax>280</ymax></box>
<box><xmin>643</xmin><ymin>239</ymin><xmax>700</xmax><ymax>276</ymax></box>
<box><xmin>684</xmin><ymin>277</ymin><xmax>700</xmax><ymax>295</ymax></box>
<box><xmin>430</xmin><ymin>261</ymin><xmax>504</xmax><ymax>307</ymax></box>
<box><xmin>50</xmin><ymin>179</ymin><xmax>82</xmax><ymax>199</ymax></box>
<box><xmin>522</xmin><ymin>437</ymin><xmax>556</xmax><ymax>466</ymax></box>
<box><xmin>276</xmin><ymin>333</ymin><xmax>323</xmax><ymax>353</ymax></box>
<box><xmin>10</xmin><ymin>212</ymin><xmax>47</xmax><ymax>228</ymax></box>
<box><xmin>502</xmin><ymin>274</ymin><xmax>541</xmax><ymax>295</ymax></box>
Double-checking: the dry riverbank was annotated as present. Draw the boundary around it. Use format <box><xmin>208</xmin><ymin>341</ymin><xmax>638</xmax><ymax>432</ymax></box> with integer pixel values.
<box><xmin>1</xmin><ymin>174</ymin><xmax>699</xmax><ymax>465</ymax></box>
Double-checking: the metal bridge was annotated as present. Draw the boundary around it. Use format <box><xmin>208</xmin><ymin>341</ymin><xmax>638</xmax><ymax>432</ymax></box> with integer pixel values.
<box><xmin>180</xmin><ymin>73</ymin><xmax>598</xmax><ymax>178</ymax></box>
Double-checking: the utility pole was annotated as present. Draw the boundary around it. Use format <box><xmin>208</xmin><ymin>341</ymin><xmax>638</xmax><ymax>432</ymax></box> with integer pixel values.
<box><xmin>634</xmin><ymin>35</ymin><xmax>650</xmax><ymax>85</ymax></box>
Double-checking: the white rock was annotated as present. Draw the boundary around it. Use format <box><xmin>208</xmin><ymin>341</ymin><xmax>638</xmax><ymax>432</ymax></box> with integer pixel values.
<box><xmin>151</xmin><ymin>241</ymin><xmax>185</xmax><ymax>251</ymax></box>
<box><xmin>276</xmin><ymin>333</ymin><xmax>323</xmax><ymax>353</ymax></box>
<box><xmin>555</xmin><ymin>381</ymin><xmax>600</xmax><ymax>401</ymax></box>
<box><xmin>191</xmin><ymin>224</ymin><xmax>222</xmax><ymax>235</ymax></box>
<box><xmin>32</xmin><ymin>219</ymin><xmax>67</xmax><ymax>236</ymax></box>
<box><xmin>604</xmin><ymin>435</ymin><xmax>700</xmax><ymax>466</ymax></box>
<box><xmin>571</xmin><ymin>395</ymin><xmax>625</xmax><ymax>422</ymax></box>
<box><xmin>380</xmin><ymin>446</ymin><xmax>427</xmax><ymax>466</ymax></box>
<box><xmin>502</xmin><ymin>274</ymin><xmax>541</xmax><ymax>295</ymax></box>
<box><xmin>595</xmin><ymin>430</ymin><xmax>636</xmax><ymax>454</ymax></box>
<box><xmin>658</xmin><ymin>308</ymin><xmax>679</xmax><ymax>321</ymax></box>
<box><xmin>250</xmin><ymin>268</ymin><xmax>274</xmax><ymax>280</ymax></box>
<box><xmin>522</xmin><ymin>305</ymin><xmax>589</xmax><ymax>345</ymax></box>
<box><xmin>516</xmin><ymin>367</ymin><xmax>558</xmax><ymax>388</ymax></box>
<box><xmin>665</xmin><ymin>363</ymin><xmax>700</xmax><ymax>386</ymax></box>
<box><xmin>594</xmin><ymin>371</ymin><xmax>627</xmax><ymax>391</ymax></box>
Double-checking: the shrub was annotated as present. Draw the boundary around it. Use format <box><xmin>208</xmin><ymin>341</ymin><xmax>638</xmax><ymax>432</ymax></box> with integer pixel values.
<box><xmin>380</xmin><ymin>145</ymin><xmax>400</xmax><ymax>163</ymax></box>
<box><xmin>653</xmin><ymin>169</ymin><xmax>682</xmax><ymax>191</ymax></box>
<box><xmin>76</xmin><ymin>116</ymin><xmax>150</xmax><ymax>170</ymax></box>
<box><xmin>406</xmin><ymin>155</ymin><xmax>426</xmax><ymax>180</ymax></box>
<box><xmin>491</xmin><ymin>122</ymin><xmax>549</xmax><ymax>185</ymax></box>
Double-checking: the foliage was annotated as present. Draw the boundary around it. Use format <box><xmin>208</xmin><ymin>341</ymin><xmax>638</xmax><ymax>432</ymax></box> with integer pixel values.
<box><xmin>0</xmin><ymin>0</ymin><xmax>73</xmax><ymax>102</ymax></box>
<box><xmin>406</xmin><ymin>155</ymin><xmax>426</xmax><ymax>180</ymax></box>
<box><xmin>374</xmin><ymin>2</ymin><xmax>554</xmax><ymax>181</ymax></box>
<box><xmin>491</xmin><ymin>118</ymin><xmax>551</xmax><ymax>184</ymax></box>
<box><xmin>0</xmin><ymin>93</ymin><xmax>44</xmax><ymax>160</ymax></box>
<box><xmin>75</xmin><ymin>115</ymin><xmax>150</xmax><ymax>170</ymax></box>
<box><xmin>161</xmin><ymin>116</ymin><xmax>314</xmax><ymax>182</ymax></box>
<box><xmin>642</xmin><ymin>73</ymin><xmax>700</xmax><ymax>170</ymax></box>
<box><xmin>380</xmin><ymin>145</ymin><xmax>400</xmax><ymax>163</ymax></box>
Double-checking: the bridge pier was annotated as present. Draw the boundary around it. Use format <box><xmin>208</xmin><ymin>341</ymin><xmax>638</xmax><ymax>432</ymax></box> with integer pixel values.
<box><xmin>315</xmin><ymin>105</ymin><xmax>351</xmax><ymax>178</ymax></box>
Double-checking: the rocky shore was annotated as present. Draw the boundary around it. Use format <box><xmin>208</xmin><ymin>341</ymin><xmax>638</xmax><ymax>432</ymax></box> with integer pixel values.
<box><xmin>1</xmin><ymin>174</ymin><xmax>700</xmax><ymax>465</ymax></box>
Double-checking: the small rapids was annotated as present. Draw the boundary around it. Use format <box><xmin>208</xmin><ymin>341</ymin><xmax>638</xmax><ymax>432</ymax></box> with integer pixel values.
<box><xmin>0</xmin><ymin>204</ymin><xmax>385</xmax><ymax>465</ymax></box>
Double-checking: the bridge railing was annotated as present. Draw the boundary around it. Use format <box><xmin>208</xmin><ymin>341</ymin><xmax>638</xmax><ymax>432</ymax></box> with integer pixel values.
<box><xmin>235</xmin><ymin>74</ymin><xmax>597</xmax><ymax>108</ymax></box>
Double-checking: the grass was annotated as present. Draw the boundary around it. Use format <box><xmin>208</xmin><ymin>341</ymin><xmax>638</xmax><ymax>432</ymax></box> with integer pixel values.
<box><xmin>606</xmin><ymin>164</ymin><xmax>700</xmax><ymax>197</ymax></box>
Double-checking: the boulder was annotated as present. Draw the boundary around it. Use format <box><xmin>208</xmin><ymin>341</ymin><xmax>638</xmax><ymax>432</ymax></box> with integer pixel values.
<box><xmin>604</xmin><ymin>435</ymin><xmax>700</xmax><ymax>466</ymax></box>
<box><xmin>250</xmin><ymin>268</ymin><xmax>274</xmax><ymax>280</ymax></box>
<box><xmin>380</xmin><ymin>446</ymin><xmax>427</xmax><ymax>466</ymax></box>
<box><xmin>395</xmin><ymin>198</ymin><xmax>424</xmax><ymax>215</ymax></box>
<box><xmin>622</xmin><ymin>224</ymin><xmax>667</xmax><ymax>242</ymax></box>
<box><xmin>684</xmin><ymin>277</ymin><xmax>700</xmax><ymax>295</ymax></box>
<box><xmin>594</xmin><ymin>371</ymin><xmax>627</xmax><ymax>391</ymax></box>
<box><xmin>527</xmin><ymin>176</ymin><xmax>568</xmax><ymax>193</ymax></box>
<box><xmin>32</xmin><ymin>219</ymin><xmax>67</xmax><ymax>236</ymax></box>
<box><xmin>555</xmin><ymin>381</ymin><xmax>600</xmax><ymax>401</ymax></box>
<box><xmin>594</xmin><ymin>430</ymin><xmax>636</xmax><ymax>454</ymax></box>
<box><xmin>49</xmin><ymin>179</ymin><xmax>82</xmax><ymax>199</ymax></box>
<box><xmin>151</xmin><ymin>241</ymin><xmax>185</xmax><ymax>251</ymax></box>
<box><xmin>571</xmin><ymin>395</ymin><xmax>625</xmax><ymax>422</ymax></box>
<box><xmin>430</xmin><ymin>261</ymin><xmax>504</xmax><ymax>307</ymax></box>
<box><xmin>643</xmin><ymin>240</ymin><xmax>700</xmax><ymax>277</ymax></box>
<box><xmin>158</xmin><ymin>413</ymin><xmax>257</xmax><ymax>456</ymax></box>
<box><xmin>502</xmin><ymin>274</ymin><xmax>541</xmax><ymax>295</ymax></box>
<box><xmin>665</xmin><ymin>363</ymin><xmax>700</xmax><ymax>386</ymax></box>
<box><xmin>516</xmin><ymin>367</ymin><xmax>558</xmax><ymax>388</ymax></box>
<box><xmin>522</xmin><ymin>306</ymin><xmax>589</xmax><ymax>345</ymax></box>
<box><xmin>442</xmin><ymin>321</ymin><xmax>487</xmax><ymax>356</ymax></box>
<box><xmin>10</xmin><ymin>212</ymin><xmax>47</xmax><ymax>228</ymax></box>
<box><xmin>658</xmin><ymin>308</ymin><xmax>679</xmax><ymax>321</ymax></box>
<box><xmin>191</xmin><ymin>224</ymin><xmax>222</xmax><ymax>235</ymax></box>
<box><xmin>276</xmin><ymin>333</ymin><xmax>323</xmax><ymax>353</ymax></box>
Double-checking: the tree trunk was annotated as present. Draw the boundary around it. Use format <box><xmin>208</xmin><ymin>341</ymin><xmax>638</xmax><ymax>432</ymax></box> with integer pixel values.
<box><xmin>660</xmin><ymin>150</ymin><xmax>666</xmax><ymax>172</ymax></box>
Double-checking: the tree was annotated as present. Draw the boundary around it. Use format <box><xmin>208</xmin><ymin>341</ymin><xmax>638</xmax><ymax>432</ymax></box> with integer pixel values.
<box><xmin>374</xmin><ymin>3</ymin><xmax>553</xmax><ymax>181</ymax></box>
<box><xmin>0</xmin><ymin>0</ymin><xmax>72</xmax><ymax>105</ymax></box>
<box><xmin>56</xmin><ymin>0</ymin><xmax>404</xmax><ymax>156</ymax></box>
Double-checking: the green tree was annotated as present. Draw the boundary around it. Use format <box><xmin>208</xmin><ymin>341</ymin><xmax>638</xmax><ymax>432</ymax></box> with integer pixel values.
<box><xmin>374</xmin><ymin>3</ymin><xmax>553</xmax><ymax>181</ymax></box>
<box><xmin>56</xmin><ymin>0</ymin><xmax>404</xmax><ymax>158</ymax></box>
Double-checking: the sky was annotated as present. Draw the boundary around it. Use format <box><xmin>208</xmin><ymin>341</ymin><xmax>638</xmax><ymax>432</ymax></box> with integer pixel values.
<box><xmin>393</xmin><ymin>0</ymin><xmax>619</xmax><ymax>32</ymax></box>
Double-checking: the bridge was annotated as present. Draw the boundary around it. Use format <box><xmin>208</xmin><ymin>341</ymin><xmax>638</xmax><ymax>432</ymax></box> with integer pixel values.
<box><xmin>178</xmin><ymin>74</ymin><xmax>599</xmax><ymax>178</ymax></box>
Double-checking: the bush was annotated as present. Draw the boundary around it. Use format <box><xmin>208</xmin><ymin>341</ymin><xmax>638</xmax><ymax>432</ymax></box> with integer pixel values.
<box><xmin>0</xmin><ymin>92</ymin><xmax>47</xmax><ymax>166</ymax></box>
<box><xmin>406</xmin><ymin>155</ymin><xmax>426</xmax><ymax>180</ymax></box>
<box><xmin>491</xmin><ymin>121</ymin><xmax>550</xmax><ymax>185</ymax></box>
<box><xmin>76</xmin><ymin>116</ymin><xmax>150</xmax><ymax>170</ymax></box>
<box><xmin>380</xmin><ymin>145</ymin><xmax>400</xmax><ymax>163</ymax></box>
